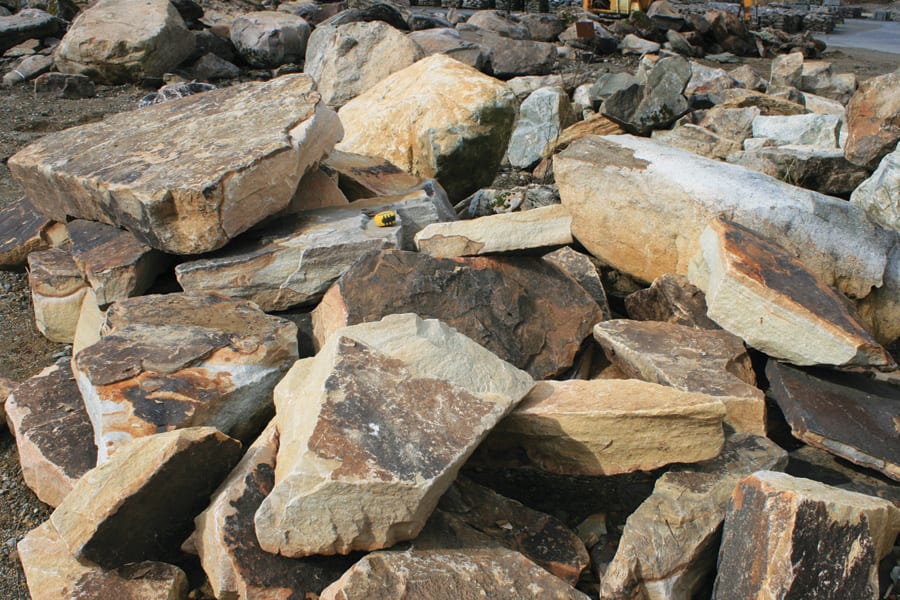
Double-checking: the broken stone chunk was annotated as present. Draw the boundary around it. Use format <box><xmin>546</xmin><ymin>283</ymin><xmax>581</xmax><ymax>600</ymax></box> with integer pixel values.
<box><xmin>713</xmin><ymin>471</ymin><xmax>900</xmax><ymax>599</ymax></box>
<box><xmin>4</xmin><ymin>360</ymin><xmax>96</xmax><ymax>507</ymax></box>
<box><xmin>254</xmin><ymin>313</ymin><xmax>534</xmax><ymax>558</ymax></box>
<box><xmin>0</xmin><ymin>197</ymin><xmax>58</xmax><ymax>270</ymax></box>
<box><xmin>73</xmin><ymin>292</ymin><xmax>298</xmax><ymax>462</ymax></box>
<box><xmin>50</xmin><ymin>427</ymin><xmax>242</xmax><ymax>569</ymax></box>
<box><xmin>624</xmin><ymin>273</ymin><xmax>718</xmax><ymax>329</ymax></box>
<box><xmin>543</xmin><ymin>246</ymin><xmax>612</xmax><ymax>321</ymax></box>
<box><xmin>27</xmin><ymin>248</ymin><xmax>88</xmax><ymax>344</ymax></box>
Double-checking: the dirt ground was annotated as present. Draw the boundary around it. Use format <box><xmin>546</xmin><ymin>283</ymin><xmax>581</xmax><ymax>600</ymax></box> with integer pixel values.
<box><xmin>0</xmin><ymin>40</ymin><xmax>897</xmax><ymax>597</ymax></box>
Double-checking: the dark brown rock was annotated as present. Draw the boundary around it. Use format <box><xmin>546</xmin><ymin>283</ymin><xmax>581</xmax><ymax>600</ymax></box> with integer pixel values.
<box><xmin>543</xmin><ymin>246</ymin><xmax>612</xmax><ymax>321</ymax></box>
<box><xmin>625</xmin><ymin>273</ymin><xmax>718</xmax><ymax>329</ymax></box>
<box><xmin>0</xmin><ymin>197</ymin><xmax>57</xmax><ymax>269</ymax></box>
<box><xmin>33</xmin><ymin>72</ymin><xmax>96</xmax><ymax>98</ymax></box>
<box><xmin>311</xmin><ymin>249</ymin><xmax>604</xmax><ymax>379</ymax></box>
<box><xmin>324</xmin><ymin>149</ymin><xmax>429</xmax><ymax>200</ymax></box>
<box><xmin>767</xmin><ymin>360</ymin><xmax>900</xmax><ymax>482</ymax></box>
<box><xmin>457</xmin><ymin>24</ymin><xmax>557</xmax><ymax>79</ymax></box>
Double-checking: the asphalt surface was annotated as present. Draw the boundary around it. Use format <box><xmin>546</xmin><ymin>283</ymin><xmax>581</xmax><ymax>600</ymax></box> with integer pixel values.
<box><xmin>819</xmin><ymin>18</ymin><xmax>900</xmax><ymax>54</ymax></box>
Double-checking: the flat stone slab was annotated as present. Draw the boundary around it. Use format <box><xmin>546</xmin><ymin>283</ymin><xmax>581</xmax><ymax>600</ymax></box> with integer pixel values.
<box><xmin>767</xmin><ymin>360</ymin><xmax>900</xmax><ymax>482</ymax></box>
<box><xmin>4</xmin><ymin>360</ymin><xmax>97</xmax><ymax>508</ymax></box>
<box><xmin>0</xmin><ymin>197</ymin><xmax>55</xmax><ymax>270</ymax></box>
<box><xmin>8</xmin><ymin>74</ymin><xmax>342</xmax><ymax>255</ymax></box>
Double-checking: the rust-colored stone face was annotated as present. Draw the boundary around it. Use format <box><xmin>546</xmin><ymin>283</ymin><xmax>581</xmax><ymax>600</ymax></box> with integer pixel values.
<box><xmin>844</xmin><ymin>69</ymin><xmax>900</xmax><ymax>169</ymax></box>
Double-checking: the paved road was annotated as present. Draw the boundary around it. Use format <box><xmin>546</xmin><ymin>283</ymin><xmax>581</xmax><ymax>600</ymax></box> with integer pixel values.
<box><xmin>819</xmin><ymin>19</ymin><xmax>900</xmax><ymax>54</ymax></box>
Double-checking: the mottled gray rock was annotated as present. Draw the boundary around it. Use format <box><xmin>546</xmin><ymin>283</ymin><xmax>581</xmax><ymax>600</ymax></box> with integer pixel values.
<box><xmin>751</xmin><ymin>113</ymin><xmax>842</xmax><ymax>149</ymax></box>
<box><xmin>0</xmin><ymin>8</ymin><xmax>60</xmax><ymax>55</ymax></box>
<box><xmin>851</xmin><ymin>142</ymin><xmax>899</xmax><ymax>232</ymax></box>
<box><xmin>230</xmin><ymin>11</ymin><xmax>310</xmax><ymax>68</ymax></box>
<box><xmin>728</xmin><ymin>144</ymin><xmax>870</xmax><ymax>196</ymax></box>
<box><xmin>465</xmin><ymin>10</ymin><xmax>529</xmax><ymax>39</ymax></box>
<box><xmin>652</xmin><ymin>124</ymin><xmax>742</xmax><ymax>160</ymax></box>
<box><xmin>621</xmin><ymin>34</ymin><xmax>660</xmax><ymax>55</ymax></box>
<box><xmin>458</xmin><ymin>24</ymin><xmax>557</xmax><ymax>79</ymax></box>
<box><xmin>507</xmin><ymin>86</ymin><xmax>576</xmax><ymax>169</ymax></box>
<box><xmin>32</xmin><ymin>72</ymin><xmax>96</xmax><ymax>98</ymax></box>
<box><xmin>408</xmin><ymin>27</ymin><xmax>487</xmax><ymax>70</ymax></box>
<box><xmin>602</xmin><ymin>56</ymin><xmax>691</xmax><ymax>135</ymax></box>
<box><xmin>769</xmin><ymin>51</ymin><xmax>803</xmax><ymax>89</ymax></box>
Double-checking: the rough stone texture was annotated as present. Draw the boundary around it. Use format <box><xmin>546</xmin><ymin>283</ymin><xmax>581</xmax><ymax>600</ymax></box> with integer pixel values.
<box><xmin>851</xmin><ymin>142</ymin><xmax>899</xmax><ymax>232</ymax></box>
<box><xmin>543</xmin><ymin>246</ymin><xmax>612</xmax><ymax>321</ymax></box>
<box><xmin>712</xmin><ymin>471</ymin><xmax>900</xmax><ymax>599</ymax></box>
<box><xmin>767</xmin><ymin>360</ymin><xmax>900</xmax><ymax>482</ymax></box>
<box><xmin>685</xmin><ymin>62</ymin><xmax>739</xmax><ymax>105</ymax></box>
<box><xmin>688</xmin><ymin>219</ymin><xmax>894</xmax><ymax>368</ymax></box>
<box><xmin>699</xmin><ymin>105</ymin><xmax>760</xmax><ymax>144</ymax></box>
<box><xmin>844</xmin><ymin>69</ymin><xmax>900</xmax><ymax>170</ymax></box>
<box><xmin>651</xmin><ymin>124</ymin><xmax>742</xmax><ymax>160</ymax></box>
<box><xmin>282</xmin><ymin>165</ymin><xmax>349</xmax><ymax>214</ymax></box>
<box><xmin>9</xmin><ymin>74</ymin><xmax>342</xmax><ymax>255</ymax></box>
<box><xmin>507</xmin><ymin>86</ymin><xmax>576</xmax><ymax>169</ymax></box>
<box><xmin>465</xmin><ymin>10</ymin><xmax>529</xmax><ymax>39</ymax></box>
<box><xmin>73</xmin><ymin>292</ymin><xmax>298</xmax><ymax>462</ymax></box>
<box><xmin>769</xmin><ymin>51</ymin><xmax>803</xmax><ymax>89</ymax></box>
<box><xmin>319</xmin><ymin>549</ymin><xmax>590</xmax><ymax>599</ymax></box>
<box><xmin>415</xmin><ymin>204</ymin><xmax>572</xmax><ymax>257</ymax></box>
<box><xmin>0</xmin><ymin>377</ymin><xmax>13</xmax><ymax>430</ymax></box>
<box><xmin>593</xmin><ymin>319</ymin><xmax>765</xmax><ymax>434</ymax></box>
<box><xmin>4</xmin><ymin>360</ymin><xmax>96</xmax><ymax>507</ymax></box>
<box><xmin>73</xmin><ymin>288</ymin><xmax>104</xmax><ymax>357</ymax></box>
<box><xmin>416</xmin><ymin>476</ymin><xmax>588</xmax><ymax>585</ymax></box>
<box><xmin>54</xmin><ymin>0</ymin><xmax>195</xmax><ymax>84</ymax></box>
<box><xmin>324</xmin><ymin>149</ymin><xmax>441</xmax><ymax>201</ymax></box>
<box><xmin>0</xmin><ymin>9</ymin><xmax>61</xmax><ymax>55</ymax></box>
<box><xmin>230</xmin><ymin>11</ymin><xmax>310</xmax><ymax>68</ymax></box>
<box><xmin>27</xmin><ymin>248</ymin><xmax>88</xmax><ymax>344</ymax></box>
<box><xmin>728</xmin><ymin>145</ymin><xmax>870</xmax><ymax>197</ymax></box>
<box><xmin>193</xmin><ymin>422</ymin><xmax>353</xmax><ymax>599</ymax></box>
<box><xmin>255</xmin><ymin>314</ymin><xmax>535</xmax><ymax>557</ymax></box>
<box><xmin>407</xmin><ymin>28</ymin><xmax>487</xmax><ymax>71</ymax></box>
<box><xmin>457</xmin><ymin>24</ymin><xmax>557</xmax><ymax>79</ymax></box>
<box><xmin>311</xmin><ymin>249</ymin><xmax>604</xmax><ymax>379</ymax></box>
<box><xmin>716</xmin><ymin>88</ymin><xmax>806</xmax><ymax>116</ymax></box>
<box><xmin>33</xmin><ymin>72</ymin><xmax>96</xmax><ymax>99</ymax></box>
<box><xmin>337</xmin><ymin>54</ymin><xmax>515</xmax><ymax>203</ymax></box>
<box><xmin>49</xmin><ymin>427</ymin><xmax>242</xmax><ymax>569</ymax></box>
<box><xmin>624</xmin><ymin>273</ymin><xmax>717</xmax><ymax>329</ymax></box>
<box><xmin>601</xmin><ymin>434</ymin><xmax>788</xmax><ymax>600</ymax></box>
<box><xmin>486</xmin><ymin>379</ymin><xmax>726</xmax><ymax>476</ymax></box>
<box><xmin>621</xmin><ymin>34</ymin><xmax>660</xmax><ymax>55</ymax></box>
<box><xmin>67</xmin><ymin>220</ymin><xmax>166</xmax><ymax>307</ymax></box>
<box><xmin>553</xmin><ymin>134</ymin><xmax>897</xmax><ymax>325</ymax></box>
<box><xmin>0</xmin><ymin>197</ymin><xmax>56</xmax><ymax>269</ymax></box>
<box><xmin>19</xmin><ymin>521</ymin><xmax>189</xmax><ymax>600</ymax></box>
<box><xmin>543</xmin><ymin>114</ymin><xmax>625</xmax><ymax>159</ymax></box>
<box><xmin>751</xmin><ymin>113</ymin><xmax>842</xmax><ymax>149</ymax></box>
<box><xmin>601</xmin><ymin>56</ymin><xmax>691</xmax><ymax>135</ymax></box>
<box><xmin>305</xmin><ymin>21</ymin><xmax>423</xmax><ymax>108</ymax></box>
<box><xmin>176</xmin><ymin>207</ymin><xmax>403</xmax><ymax>311</ymax></box>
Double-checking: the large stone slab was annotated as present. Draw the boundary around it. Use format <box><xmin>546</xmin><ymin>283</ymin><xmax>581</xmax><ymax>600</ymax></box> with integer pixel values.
<box><xmin>593</xmin><ymin>319</ymin><xmax>766</xmax><ymax>434</ymax></box>
<box><xmin>336</xmin><ymin>54</ymin><xmax>516</xmax><ymax>202</ymax></box>
<box><xmin>4</xmin><ymin>360</ymin><xmax>96</xmax><ymax>508</ymax></box>
<box><xmin>601</xmin><ymin>434</ymin><xmax>788</xmax><ymax>600</ymax></box>
<box><xmin>9</xmin><ymin>74</ymin><xmax>342</xmax><ymax>255</ymax></box>
<box><xmin>457</xmin><ymin>24</ymin><xmax>558</xmax><ymax>79</ymax></box>
<box><xmin>73</xmin><ymin>292</ymin><xmax>298</xmax><ymax>462</ymax></box>
<box><xmin>319</xmin><ymin>549</ymin><xmax>590</xmax><ymax>599</ymax></box>
<box><xmin>0</xmin><ymin>197</ymin><xmax>57</xmax><ymax>269</ymax></box>
<box><xmin>713</xmin><ymin>471</ymin><xmax>900</xmax><ymax>599</ymax></box>
<box><xmin>54</xmin><ymin>0</ymin><xmax>194</xmax><ymax>84</ymax></box>
<box><xmin>175</xmin><ymin>207</ymin><xmax>403</xmax><ymax>311</ymax></box>
<box><xmin>19</xmin><ymin>521</ymin><xmax>188</xmax><ymax>600</ymax></box>
<box><xmin>767</xmin><ymin>361</ymin><xmax>900</xmax><ymax>482</ymax></box>
<box><xmin>254</xmin><ymin>313</ymin><xmax>534</xmax><ymax>557</ymax></box>
<box><xmin>688</xmin><ymin>218</ymin><xmax>894</xmax><ymax>368</ymax></box>
<box><xmin>553</xmin><ymin>134</ymin><xmax>899</xmax><ymax>341</ymax></box>
<box><xmin>27</xmin><ymin>248</ymin><xmax>88</xmax><ymax>344</ymax></box>
<box><xmin>311</xmin><ymin>249</ymin><xmax>604</xmax><ymax>379</ymax></box>
<box><xmin>50</xmin><ymin>427</ymin><xmax>242</xmax><ymax>569</ymax></box>
<box><xmin>844</xmin><ymin>69</ymin><xmax>900</xmax><ymax>170</ymax></box>
<box><xmin>485</xmin><ymin>379</ymin><xmax>725</xmax><ymax>476</ymax></box>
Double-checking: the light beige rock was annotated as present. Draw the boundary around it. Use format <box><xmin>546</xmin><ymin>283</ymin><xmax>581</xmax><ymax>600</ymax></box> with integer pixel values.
<box><xmin>651</xmin><ymin>124</ymin><xmax>742</xmax><ymax>160</ymax></box>
<box><xmin>336</xmin><ymin>54</ymin><xmax>517</xmax><ymax>202</ymax></box>
<box><xmin>486</xmin><ymin>379</ymin><xmax>725</xmax><ymax>476</ymax></box>
<box><xmin>27</xmin><ymin>248</ymin><xmax>88</xmax><ymax>343</ymax></box>
<box><xmin>415</xmin><ymin>204</ymin><xmax>572</xmax><ymax>257</ymax></box>
<box><xmin>688</xmin><ymin>218</ymin><xmax>894</xmax><ymax>368</ymax></box>
<box><xmin>72</xmin><ymin>288</ymin><xmax>103</xmax><ymax>357</ymax></box>
<box><xmin>254</xmin><ymin>313</ymin><xmax>534</xmax><ymax>558</ymax></box>
<box><xmin>0</xmin><ymin>377</ymin><xmax>13</xmax><ymax>431</ymax></box>
<box><xmin>54</xmin><ymin>0</ymin><xmax>195</xmax><ymax>84</ymax></box>
<box><xmin>305</xmin><ymin>20</ymin><xmax>424</xmax><ymax>108</ymax></box>
<box><xmin>9</xmin><ymin>74</ymin><xmax>342</xmax><ymax>255</ymax></box>
<box><xmin>851</xmin><ymin>142</ymin><xmax>899</xmax><ymax>233</ymax></box>
<box><xmin>50</xmin><ymin>427</ymin><xmax>242</xmax><ymax>568</ymax></box>
<box><xmin>19</xmin><ymin>521</ymin><xmax>189</xmax><ymax>600</ymax></box>
<box><xmin>284</xmin><ymin>165</ymin><xmax>349</xmax><ymax>214</ymax></box>
<box><xmin>320</xmin><ymin>548</ymin><xmax>590</xmax><ymax>600</ymax></box>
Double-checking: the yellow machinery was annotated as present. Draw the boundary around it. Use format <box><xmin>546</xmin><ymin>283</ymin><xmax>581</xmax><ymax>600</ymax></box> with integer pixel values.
<box><xmin>582</xmin><ymin>0</ymin><xmax>652</xmax><ymax>17</ymax></box>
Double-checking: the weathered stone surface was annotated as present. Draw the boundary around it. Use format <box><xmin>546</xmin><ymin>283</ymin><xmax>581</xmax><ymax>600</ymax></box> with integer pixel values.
<box><xmin>857</xmin><ymin>243</ymin><xmax>900</xmax><ymax>345</ymax></box>
<box><xmin>767</xmin><ymin>361</ymin><xmax>900</xmax><ymax>482</ymax></box>
<box><xmin>305</xmin><ymin>21</ymin><xmax>423</xmax><ymax>108</ymax></box>
<box><xmin>19</xmin><ymin>521</ymin><xmax>189</xmax><ymax>600</ymax></box>
<box><xmin>32</xmin><ymin>72</ymin><xmax>96</xmax><ymax>99</ymax></box>
<box><xmin>543</xmin><ymin>113</ymin><xmax>625</xmax><ymax>159</ymax></box>
<box><xmin>559</xmin><ymin>20</ymin><xmax>619</xmax><ymax>55</ymax></box>
<box><xmin>844</xmin><ymin>69</ymin><xmax>900</xmax><ymax>170</ymax></box>
<box><xmin>0</xmin><ymin>9</ymin><xmax>60</xmax><ymax>55</ymax></box>
<box><xmin>176</xmin><ymin>207</ymin><xmax>402</xmax><ymax>311</ymax></box>
<box><xmin>0</xmin><ymin>196</ymin><xmax>56</xmax><ymax>269</ymax></box>
<box><xmin>50</xmin><ymin>427</ymin><xmax>242</xmax><ymax>569</ymax></box>
<box><xmin>230</xmin><ymin>11</ymin><xmax>310</xmax><ymax>68</ymax></box>
<box><xmin>323</xmin><ymin>149</ymin><xmax>438</xmax><ymax>201</ymax></box>
<box><xmin>336</xmin><ymin>54</ymin><xmax>515</xmax><ymax>202</ymax></box>
<box><xmin>54</xmin><ymin>0</ymin><xmax>194</xmax><ymax>84</ymax></box>
<box><xmin>9</xmin><ymin>74</ymin><xmax>342</xmax><ymax>255</ymax></box>
<box><xmin>319</xmin><ymin>548</ymin><xmax>590</xmax><ymax>599</ymax></box>
<box><xmin>712</xmin><ymin>471</ymin><xmax>900</xmax><ymax>599</ymax></box>
<box><xmin>593</xmin><ymin>319</ymin><xmax>765</xmax><ymax>434</ymax></box>
<box><xmin>716</xmin><ymin>88</ymin><xmax>806</xmax><ymax>116</ymax></box>
<box><xmin>688</xmin><ymin>218</ymin><xmax>894</xmax><ymax>368</ymax></box>
<box><xmin>311</xmin><ymin>249</ymin><xmax>604</xmax><ymax>379</ymax></box>
<box><xmin>851</xmin><ymin>142</ymin><xmax>899</xmax><ymax>232</ymax></box>
<box><xmin>0</xmin><ymin>377</ymin><xmax>13</xmax><ymax>430</ymax></box>
<box><xmin>407</xmin><ymin>27</ymin><xmax>487</xmax><ymax>71</ymax></box>
<box><xmin>486</xmin><ymin>379</ymin><xmax>726</xmax><ymax>476</ymax></box>
<box><xmin>699</xmin><ymin>105</ymin><xmax>759</xmax><ymax>143</ymax></box>
<box><xmin>651</xmin><ymin>124</ymin><xmax>742</xmax><ymax>160</ymax></box>
<box><xmin>601</xmin><ymin>56</ymin><xmax>691</xmax><ymax>135</ymax></box>
<box><xmin>27</xmin><ymin>248</ymin><xmax>88</xmax><ymax>344</ymax></box>
<box><xmin>67</xmin><ymin>220</ymin><xmax>166</xmax><ymax>307</ymax></box>
<box><xmin>728</xmin><ymin>145</ymin><xmax>871</xmax><ymax>196</ymax></box>
<box><xmin>465</xmin><ymin>10</ymin><xmax>529</xmax><ymax>39</ymax></box>
<box><xmin>624</xmin><ymin>273</ymin><xmax>717</xmax><ymax>329</ymax></box>
<box><xmin>73</xmin><ymin>292</ymin><xmax>298</xmax><ymax>462</ymax></box>
<box><xmin>685</xmin><ymin>62</ymin><xmax>739</xmax><ymax>105</ymax></box>
<box><xmin>415</xmin><ymin>204</ymin><xmax>572</xmax><ymax>257</ymax></box>
<box><xmin>601</xmin><ymin>434</ymin><xmax>788</xmax><ymax>600</ymax></box>
<box><xmin>283</xmin><ymin>165</ymin><xmax>349</xmax><ymax>214</ymax></box>
<box><xmin>4</xmin><ymin>360</ymin><xmax>96</xmax><ymax>507</ymax></box>
<box><xmin>621</xmin><ymin>34</ymin><xmax>660</xmax><ymax>55</ymax></box>
<box><xmin>458</xmin><ymin>24</ymin><xmax>557</xmax><ymax>79</ymax></box>
<box><xmin>554</xmin><ymin>134</ymin><xmax>895</xmax><ymax>304</ymax></box>
<box><xmin>507</xmin><ymin>86</ymin><xmax>576</xmax><ymax>169</ymax></box>
<box><xmin>751</xmin><ymin>113</ymin><xmax>842</xmax><ymax>149</ymax></box>
<box><xmin>193</xmin><ymin>422</ymin><xmax>353</xmax><ymax>599</ymax></box>
<box><xmin>255</xmin><ymin>313</ymin><xmax>534</xmax><ymax>557</ymax></box>
<box><xmin>543</xmin><ymin>246</ymin><xmax>611</xmax><ymax>321</ymax></box>
<box><xmin>769</xmin><ymin>51</ymin><xmax>803</xmax><ymax>89</ymax></box>
<box><xmin>73</xmin><ymin>288</ymin><xmax>103</xmax><ymax>357</ymax></box>
<box><xmin>416</xmin><ymin>476</ymin><xmax>589</xmax><ymax>585</ymax></box>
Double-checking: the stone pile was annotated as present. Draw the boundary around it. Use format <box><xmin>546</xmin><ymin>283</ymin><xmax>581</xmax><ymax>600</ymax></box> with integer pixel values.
<box><xmin>1</xmin><ymin>0</ymin><xmax>899</xmax><ymax>598</ymax></box>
